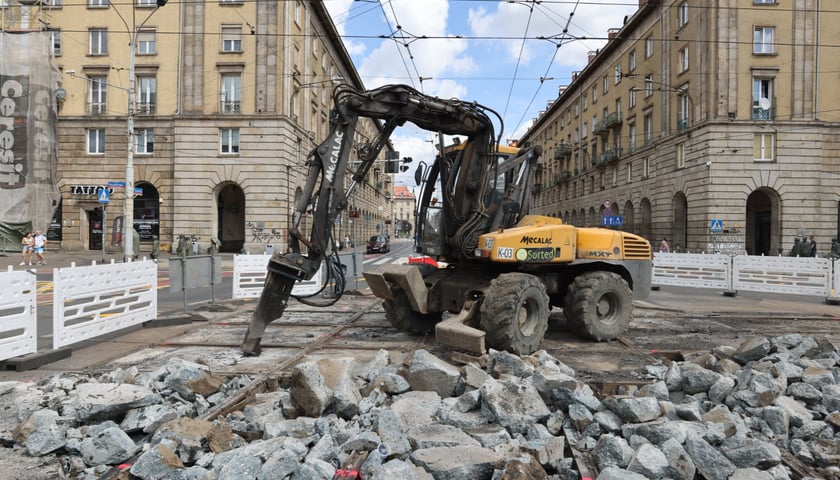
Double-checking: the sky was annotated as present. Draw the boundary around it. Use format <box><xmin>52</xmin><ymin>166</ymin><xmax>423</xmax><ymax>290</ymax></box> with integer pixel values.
<box><xmin>322</xmin><ymin>0</ymin><xmax>640</xmax><ymax>187</ymax></box>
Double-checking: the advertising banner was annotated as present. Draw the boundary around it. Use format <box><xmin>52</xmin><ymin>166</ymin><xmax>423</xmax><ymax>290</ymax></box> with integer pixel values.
<box><xmin>0</xmin><ymin>32</ymin><xmax>61</xmax><ymax>250</ymax></box>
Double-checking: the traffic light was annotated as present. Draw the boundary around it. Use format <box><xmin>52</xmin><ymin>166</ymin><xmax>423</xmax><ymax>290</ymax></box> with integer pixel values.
<box><xmin>399</xmin><ymin>157</ymin><xmax>412</xmax><ymax>173</ymax></box>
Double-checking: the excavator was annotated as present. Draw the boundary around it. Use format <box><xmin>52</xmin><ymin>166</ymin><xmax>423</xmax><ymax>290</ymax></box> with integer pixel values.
<box><xmin>241</xmin><ymin>83</ymin><xmax>652</xmax><ymax>357</ymax></box>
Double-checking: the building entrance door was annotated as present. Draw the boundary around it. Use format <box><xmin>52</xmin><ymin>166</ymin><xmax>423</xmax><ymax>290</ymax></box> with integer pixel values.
<box><xmin>88</xmin><ymin>208</ymin><xmax>103</xmax><ymax>251</ymax></box>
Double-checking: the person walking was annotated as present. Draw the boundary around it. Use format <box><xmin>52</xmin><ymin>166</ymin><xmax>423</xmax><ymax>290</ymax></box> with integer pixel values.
<box><xmin>659</xmin><ymin>239</ymin><xmax>670</xmax><ymax>253</ymax></box>
<box><xmin>20</xmin><ymin>232</ymin><xmax>34</xmax><ymax>266</ymax></box>
<box><xmin>33</xmin><ymin>230</ymin><xmax>47</xmax><ymax>265</ymax></box>
<box><xmin>809</xmin><ymin>235</ymin><xmax>817</xmax><ymax>257</ymax></box>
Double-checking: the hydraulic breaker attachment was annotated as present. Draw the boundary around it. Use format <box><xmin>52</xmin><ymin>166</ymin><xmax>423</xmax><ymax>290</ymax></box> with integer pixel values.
<box><xmin>434</xmin><ymin>296</ymin><xmax>486</xmax><ymax>354</ymax></box>
<box><xmin>241</xmin><ymin>253</ymin><xmax>311</xmax><ymax>356</ymax></box>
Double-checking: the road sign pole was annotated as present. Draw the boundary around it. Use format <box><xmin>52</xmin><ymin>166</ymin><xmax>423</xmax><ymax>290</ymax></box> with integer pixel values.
<box><xmin>101</xmin><ymin>205</ymin><xmax>106</xmax><ymax>263</ymax></box>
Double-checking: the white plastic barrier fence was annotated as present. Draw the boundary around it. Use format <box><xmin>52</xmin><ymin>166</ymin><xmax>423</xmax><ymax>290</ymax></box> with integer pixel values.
<box><xmin>0</xmin><ymin>267</ymin><xmax>37</xmax><ymax>361</ymax></box>
<box><xmin>53</xmin><ymin>260</ymin><xmax>158</xmax><ymax>349</ymax></box>
<box><xmin>233</xmin><ymin>254</ymin><xmax>325</xmax><ymax>299</ymax></box>
<box><xmin>652</xmin><ymin>252</ymin><xmax>731</xmax><ymax>290</ymax></box>
<box><xmin>732</xmin><ymin>255</ymin><xmax>832</xmax><ymax>297</ymax></box>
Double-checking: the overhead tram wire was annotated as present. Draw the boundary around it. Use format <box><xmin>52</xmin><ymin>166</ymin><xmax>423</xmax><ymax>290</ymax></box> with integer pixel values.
<box><xmin>376</xmin><ymin>0</ymin><xmax>431</xmax><ymax>92</ymax></box>
<box><xmin>501</xmin><ymin>0</ymin><xmax>538</xmax><ymax>121</ymax></box>
<box><xmin>510</xmin><ymin>0</ymin><xmax>583</xmax><ymax>137</ymax></box>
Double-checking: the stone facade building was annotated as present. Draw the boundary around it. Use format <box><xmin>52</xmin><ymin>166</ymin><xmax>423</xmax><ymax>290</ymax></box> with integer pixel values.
<box><xmin>3</xmin><ymin>0</ymin><xmax>393</xmax><ymax>254</ymax></box>
<box><xmin>520</xmin><ymin>0</ymin><xmax>840</xmax><ymax>256</ymax></box>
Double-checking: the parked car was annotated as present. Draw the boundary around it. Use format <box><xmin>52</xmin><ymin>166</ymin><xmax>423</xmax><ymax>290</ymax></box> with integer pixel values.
<box><xmin>366</xmin><ymin>235</ymin><xmax>390</xmax><ymax>254</ymax></box>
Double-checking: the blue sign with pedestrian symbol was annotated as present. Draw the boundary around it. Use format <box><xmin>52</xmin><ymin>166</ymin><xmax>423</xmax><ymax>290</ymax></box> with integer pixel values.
<box><xmin>710</xmin><ymin>219</ymin><xmax>723</xmax><ymax>232</ymax></box>
<box><xmin>98</xmin><ymin>188</ymin><xmax>110</xmax><ymax>204</ymax></box>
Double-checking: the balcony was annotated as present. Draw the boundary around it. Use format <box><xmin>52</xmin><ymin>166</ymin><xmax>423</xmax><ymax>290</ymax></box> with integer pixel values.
<box><xmin>89</xmin><ymin>103</ymin><xmax>106</xmax><ymax>115</ymax></box>
<box><xmin>221</xmin><ymin>100</ymin><xmax>241</xmax><ymax>114</ymax></box>
<box><xmin>593</xmin><ymin>111</ymin><xmax>622</xmax><ymax>136</ymax></box>
<box><xmin>136</xmin><ymin>103</ymin><xmax>156</xmax><ymax>115</ymax></box>
<box><xmin>553</xmin><ymin>144</ymin><xmax>572</xmax><ymax>160</ymax></box>
<box><xmin>677</xmin><ymin>118</ymin><xmax>689</xmax><ymax>131</ymax></box>
<box><xmin>752</xmin><ymin>105</ymin><xmax>775</xmax><ymax>121</ymax></box>
<box><xmin>599</xmin><ymin>147</ymin><xmax>622</xmax><ymax>164</ymax></box>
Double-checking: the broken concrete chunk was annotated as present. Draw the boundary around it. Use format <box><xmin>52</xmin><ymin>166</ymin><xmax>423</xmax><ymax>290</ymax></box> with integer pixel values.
<box><xmin>407</xmin><ymin>350</ymin><xmax>461</xmax><ymax>398</ymax></box>
<box><xmin>13</xmin><ymin>409</ymin><xmax>67</xmax><ymax>456</ymax></box>
<box><xmin>290</xmin><ymin>361</ymin><xmax>334</xmax><ymax>417</ymax></box>
<box><xmin>72</xmin><ymin>383</ymin><xmax>161</xmax><ymax>423</ymax></box>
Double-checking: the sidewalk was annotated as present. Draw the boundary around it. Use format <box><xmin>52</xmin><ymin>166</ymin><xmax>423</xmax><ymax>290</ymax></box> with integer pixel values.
<box><xmin>0</xmin><ymin>248</ymin><xmax>237</xmax><ymax>272</ymax></box>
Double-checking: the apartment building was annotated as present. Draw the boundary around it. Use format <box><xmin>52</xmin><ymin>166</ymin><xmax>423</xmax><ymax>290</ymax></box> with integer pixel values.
<box><xmin>521</xmin><ymin>0</ymin><xmax>840</xmax><ymax>255</ymax></box>
<box><xmin>1</xmin><ymin>0</ymin><xmax>393</xmax><ymax>253</ymax></box>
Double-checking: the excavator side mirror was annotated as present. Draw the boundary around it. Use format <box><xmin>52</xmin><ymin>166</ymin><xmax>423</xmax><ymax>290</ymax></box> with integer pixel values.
<box><xmin>414</xmin><ymin>164</ymin><xmax>424</xmax><ymax>186</ymax></box>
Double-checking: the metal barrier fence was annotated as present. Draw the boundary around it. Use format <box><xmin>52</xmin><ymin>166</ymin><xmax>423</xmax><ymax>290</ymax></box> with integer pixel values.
<box><xmin>0</xmin><ymin>267</ymin><xmax>37</xmax><ymax>362</ymax></box>
<box><xmin>2</xmin><ymin>253</ymin><xmax>838</xmax><ymax>363</ymax></box>
<box><xmin>653</xmin><ymin>252</ymin><xmax>840</xmax><ymax>302</ymax></box>
<box><xmin>52</xmin><ymin>260</ymin><xmax>158</xmax><ymax>349</ymax></box>
<box><xmin>232</xmin><ymin>254</ymin><xmax>325</xmax><ymax>299</ymax></box>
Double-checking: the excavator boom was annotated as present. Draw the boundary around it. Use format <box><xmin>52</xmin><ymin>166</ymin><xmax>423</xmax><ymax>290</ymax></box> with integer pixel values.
<box><xmin>241</xmin><ymin>84</ymin><xmax>504</xmax><ymax>355</ymax></box>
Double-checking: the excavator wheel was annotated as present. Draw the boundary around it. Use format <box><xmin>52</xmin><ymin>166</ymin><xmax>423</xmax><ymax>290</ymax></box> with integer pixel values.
<box><xmin>479</xmin><ymin>272</ymin><xmax>549</xmax><ymax>355</ymax></box>
<box><xmin>563</xmin><ymin>271</ymin><xmax>632</xmax><ymax>341</ymax></box>
<box><xmin>383</xmin><ymin>290</ymin><xmax>442</xmax><ymax>335</ymax></box>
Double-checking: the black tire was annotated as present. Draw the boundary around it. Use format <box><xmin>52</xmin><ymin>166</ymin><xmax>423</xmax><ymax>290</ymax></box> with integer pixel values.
<box><xmin>479</xmin><ymin>273</ymin><xmax>549</xmax><ymax>355</ymax></box>
<box><xmin>383</xmin><ymin>290</ymin><xmax>441</xmax><ymax>334</ymax></box>
<box><xmin>563</xmin><ymin>271</ymin><xmax>632</xmax><ymax>341</ymax></box>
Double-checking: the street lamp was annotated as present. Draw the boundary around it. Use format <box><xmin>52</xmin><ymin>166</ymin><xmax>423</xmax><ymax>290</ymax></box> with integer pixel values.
<box><xmin>112</xmin><ymin>0</ymin><xmax>168</xmax><ymax>261</ymax></box>
<box><xmin>289</xmin><ymin>75</ymin><xmax>344</xmax><ymax>124</ymax></box>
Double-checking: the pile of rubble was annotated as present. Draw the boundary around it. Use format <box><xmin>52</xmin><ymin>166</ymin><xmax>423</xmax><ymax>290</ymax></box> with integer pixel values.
<box><xmin>1</xmin><ymin>333</ymin><xmax>839</xmax><ymax>479</ymax></box>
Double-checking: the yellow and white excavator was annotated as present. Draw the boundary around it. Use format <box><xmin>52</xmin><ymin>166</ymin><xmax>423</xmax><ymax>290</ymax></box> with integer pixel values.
<box><xmin>241</xmin><ymin>84</ymin><xmax>651</xmax><ymax>356</ymax></box>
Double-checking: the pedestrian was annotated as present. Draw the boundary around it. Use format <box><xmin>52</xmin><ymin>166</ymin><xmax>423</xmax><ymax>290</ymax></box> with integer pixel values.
<box><xmin>20</xmin><ymin>232</ymin><xmax>34</xmax><ymax>266</ymax></box>
<box><xmin>33</xmin><ymin>230</ymin><xmax>47</xmax><ymax>265</ymax></box>
<box><xmin>659</xmin><ymin>238</ymin><xmax>670</xmax><ymax>253</ymax></box>
<box><xmin>344</xmin><ymin>235</ymin><xmax>352</xmax><ymax>250</ymax></box>
<box><xmin>809</xmin><ymin>235</ymin><xmax>817</xmax><ymax>257</ymax></box>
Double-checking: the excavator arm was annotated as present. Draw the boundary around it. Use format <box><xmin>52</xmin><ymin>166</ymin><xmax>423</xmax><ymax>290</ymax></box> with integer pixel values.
<box><xmin>241</xmin><ymin>84</ymin><xmax>501</xmax><ymax>355</ymax></box>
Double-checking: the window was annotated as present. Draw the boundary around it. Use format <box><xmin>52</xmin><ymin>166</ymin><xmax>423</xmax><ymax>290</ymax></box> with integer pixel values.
<box><xmin>220</xmin><ymin>74</ymin><xmax>241</xmax><ymax>113</ymax></box>
<box><xmin>754</xmin><ymin>27</ymin><xmax>774</xmax><ymax>54</ymax></box>
<box><xmin>678</xmin><ymin>92</ymin><xmax>690</xmax><ymax>130</ymax></box>
<box><xmin>644</xmin><ymin>75</ymin><xmax>653</xmax><ymax>97</ymax></box>
<box><xmin>627</xmin><ymin>163</ymin><xmax>633</xmax><ymax>182</ymax></box>
<box><xmin>137</xmin><ymin>76</ymin><xmax>156</xmax><ymax>114</ymax></box>
<box><xmin>89</xmin><ymin>28</ymin><xmax>107</xmax><ymax>55</ymax></box>
<box><xmin>42</xmin><ymin>0</ymin><xmax>62</xmax><ymax>6</ymax></box>
<box><xmin>629</xmin><ymin>87</ymin><xmax>636</xmax><ymax>108</ymax></box>
<box><xmin>88</xmin><ymin>0</ymin><xmax>107</xmax><ymax>7</ymax></box>
<box><xmin>628</xmin><ymin>123</ymin><xmax>637</xmax><ymax>152</ymax></box>
<box><xmin>89</xmin><ymin>76</ymin><xmax>107</xmax><ymax>114</ymax></box>
<box><xmin>582</xmin><ymin>122</ymin><xmax>587</xmax><ymax>139</ymax></box>
<box><xmin>642</xmin><ymin>158</ymin><xmax>649</xmax><ymax>178</ymax></box>
<box><xmin>643</xmin><ymin>113</ymin><xmax>653</xmax><ymax>145</ymax></box>
<box><xmin>136</xmin><ymin>0</ymin><xmax>156</xmax><ymax>6</ymax></box>
<box><xmin>136</xmin><ymin>128</ymin><xmax>154</xmax><ymax>154</ymax></box>
<box><xmin>629</xmin><ymin>50</ymin><xmax>636</xmax><ymax>72</ymax></box>
<box><xmin>614</xmin><ymin>65</ymin><xmax>622</xmax><ymax>85</ymax></box>
<box><xmin>583</xmin><ymin>94</ymin><xmax>588</xmax><ymax>111</ymax></box>
<box><xmin>677</xmin><ymin>2</ymin><xmax>688</xmax><ymax>28</ymax></box>
<box><xmin>602</xmin><ymin>75</ymin><xmax>609</xmax><ymax>94</ymax></box>
<box><xmin>676</xmin><ymin>142</ymin><xmax>685</xmax><ymax>168</ymax></box>
<box><xmin>87</xmin><ymin>129</ymin><xmax>105</xmax><ymax>154</ymax></box>
<box><xmin>754</xmin><ymin>133</ymin><xmax>775</xmax><ymax>161</ymax></box>
<box><xmin>136</xmin><ymin>29</ymin><xmax>156</xmax><ymax>55</ymax></box>
<box><xmin>49</xmin><ymin>30</ymin><xmax>61</xmax><ymax>56</ymax></box>
<box><xmin>592</xmin><ymin>86</ymin><xmax>597</xmax><ymax>103</ymax></box>
<box><xmin>645</xmin><ymin>35</ymin><xmax>654</xmax><ymax>57</ymax></box>
<box><xmin>220</xmin><ymin>128</ymin><xmax>240</xmax><ymax>153</ymax></box>
<box><xmin>222</xmin><ymin>25</ymin><xmax>242</xmax><ymax>52</ymax></box>
<box><xmin>752</xmin><ymin>78</ymin><xmax>774</xmax><ymax>120</ymax></box>
<box><xmin>679</xmin><ymin>47</ymin><xmax>689</xmax><ymax>73</ymax></box>
<box><xmin>754</xmin><ymin>0</ymin><xmax>776</xmax><ymax>3</ymax></box>
<box><xmin>612</xmin><ymin>168</ymin><xmax>618</xmax><ymax>186</ymax></box>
